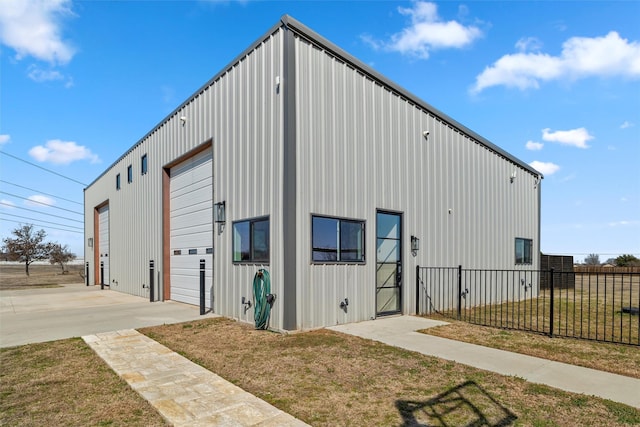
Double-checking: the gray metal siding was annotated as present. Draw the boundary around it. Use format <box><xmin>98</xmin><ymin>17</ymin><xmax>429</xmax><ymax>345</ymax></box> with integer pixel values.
<box><xmin>84</xmin><ymin>28</ymin><xmax>286</xmax><ymax>329</ymax></box>
<box><xmin>294</xmin><ymin>35</ymin><xmax>540</xmax><ymax>329</ymax></box>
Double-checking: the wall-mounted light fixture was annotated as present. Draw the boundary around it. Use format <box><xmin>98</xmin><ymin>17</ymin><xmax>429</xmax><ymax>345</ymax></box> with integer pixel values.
<box><xmin>180</xmin><ymin>116</ymin><xmax>187</xmax><ymax>126</ymax></box>
<box><xmin>510</xmin><ymin>170</ymin><xmax>517</xmax><ymax>183</ymax></box>
<box><xmin>87</xmin><ymin>237</ymin><xmax>93</xmax><ymax>248</ymax></box>
<box><xmin>214</xmin><ymin>201</ymin><xmax>226</xmax><ymax>223</ymax></box>
<box><xmin>422</xmin><ymin>130</ymin><xmax>430</xmax><ymax>138</ymax></box>
<box><xmin>411</xmin><ymin>235</ymin><xmax>420</xmax><ymax>252</ymax></box>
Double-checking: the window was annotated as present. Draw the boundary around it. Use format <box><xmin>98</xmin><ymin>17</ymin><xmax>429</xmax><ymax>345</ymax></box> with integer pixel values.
<box><xmin>515</xmin><ymin>238</ymin><xmax>533</xmax><ymax>264</ymax></box>
<box><xmin>141</xmin><ymin>154</ymin><xmax>148</xmax><ymax>175</ymax></box>
<box><xmin>312</xmin><ymin>215</ymin><xmax>365</xmax><ymax>263</ymax></box>
<box><xmin>116</xmin><ymin>174</ymin><xmax>121</xmax><ymax>190</ymax></box>
<box><xmin>127</xmin><ymin>165</ymin><xmax>133</xmax><ymax>183</ymax></box>
<box><xmin>233</xmin><ymin>217</ymin><xmax>269</xmax><ymax>263</ymax></box>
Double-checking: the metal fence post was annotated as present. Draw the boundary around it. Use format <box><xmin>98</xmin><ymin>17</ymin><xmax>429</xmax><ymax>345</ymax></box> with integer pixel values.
<box><xmin>549</xmin><ymin>268</ymin><xmax>555</xmax><ymax>337</ymax></box>
<box><xmin>200</xmin><ymin>259</ymin><xmax>205</xmax><ymax>315</ymax></box>
<box><xmin>415</xmin><ymin>265</ymin><xmax>420</xmax><ymax>314</ymax></box>
<box><xmin>457</xmin><ymin>265</ymin><xmax>462</xmax><ymax>320</ymax></box>
<box><xmin>85</xmin><ymin>262</ymin><xmax>89</xmax><ymax>286</ymax></box>
<box><xmin>149</xmin><ymin>260</ymin><xmax>155</xmax><ymax>302</ymax></box>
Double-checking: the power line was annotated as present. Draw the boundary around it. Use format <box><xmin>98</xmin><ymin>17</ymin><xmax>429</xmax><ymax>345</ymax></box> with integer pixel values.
<box><xmin>0</xmin><ymin>202</ymin><xmax>84</xmax><ymax>223</ymax></box>
<box><xmin>0</xmin><ymin>218</ymin><xmax>83</xmax><ymax>234</ymax></box>
<box><xmin>0</xmin><ymin>191</ymin><xmax>83</xmax><ymax>216</ymax></box>
<box><xmin>0</xmin><ymin>212</ymin><xmax>83</xmax><ymax>230</ymax></box>
<box><xmin>0</xmin><ymin>180</ymin><xmax>83</xmax><ymax>205</ymax></box>
<box><xmin>0</xmin><ymin>151</ymin><xmax>88</xmax><ymax>186</ymax></box>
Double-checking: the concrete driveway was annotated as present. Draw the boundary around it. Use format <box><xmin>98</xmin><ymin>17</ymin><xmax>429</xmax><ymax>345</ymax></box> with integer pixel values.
<box><xmin>0</xmin><ymin>282</ymin><xmax>215</xmax><ymax>348</ymax></box>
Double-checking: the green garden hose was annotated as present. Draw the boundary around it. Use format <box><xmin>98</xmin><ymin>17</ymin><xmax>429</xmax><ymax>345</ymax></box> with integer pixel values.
<box><xmin>253</xmin><ymin>269</ymin><xmax>271</xmax><ymax>330</ymax></box>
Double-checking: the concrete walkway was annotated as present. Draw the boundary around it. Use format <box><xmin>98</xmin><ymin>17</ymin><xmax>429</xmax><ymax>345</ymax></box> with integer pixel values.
<box><xmin>83</xmin><ymin>329</ymin><xmax>309</xmax><ymax>427</ymax></box>
<box><xmin>329</xmin><ymin>316</ymin><xmax>640</xmax><ymax>409</ymax></box>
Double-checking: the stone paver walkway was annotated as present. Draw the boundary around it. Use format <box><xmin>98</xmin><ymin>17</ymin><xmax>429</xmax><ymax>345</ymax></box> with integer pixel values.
<box><xmin>83</xmin><ymin>329</ymin><xmax>309</xmax><ymax>427</ymax></box>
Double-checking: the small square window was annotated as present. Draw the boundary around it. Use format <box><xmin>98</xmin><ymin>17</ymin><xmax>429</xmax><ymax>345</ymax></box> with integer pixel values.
<box><xmin>233</xmin><ymin>217</ymin><xmax>269</xmax><ymax>263</ymax></box>
<box><xmin>127</xmin><ymin>165</ymin><xmax>133</xmax><ymax>183</ymax></box>
<box><xmin>515</xmin><ymin>238</ymin><xmax>533</xmax><ymax>264</ymax></box>
<box><xmin>312</xmin><ymin>215</ymin><xmax>365</xmax><ymax>263</ymax></box>
<box><xmin>141</xmin><ymin>154</ymin><xmax>148</xmax><ymax>175</ymax></box>
<box><xmin>116</xmin><ymin>174</ymin><xmax>121</xmax><ymax>190</ymax></box>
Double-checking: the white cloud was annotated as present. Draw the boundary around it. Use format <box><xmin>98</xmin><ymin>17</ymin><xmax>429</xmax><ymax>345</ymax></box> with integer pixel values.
<box><xmin>0</xmin><ymin>0</ymin><xmax>75</xmax><ymax>65</ymax></box>
<box><xmin>26</xmin><ymin>65</ymin><xmax>73</xmax><ymax>87</ymax></box>
<box><xmin>608</xmin><ymin>220</ymin><xmax>639</xmax><ymax>227</ymax></box>
<box><xmin>542</xmin><ymin>127</ymin><xmax>593</xmax><ymax>149</ymax></box>
<box><xmin>0</xmin><ymin>199</ymin><xmax>16</xmax><ymax>208</ymax></box>
<box><xmin>472</xmin><ymin>31</ymin><xmax>640</xmax><ymax>93</ymax></box>
<box><xmin>29</xmin><ymin>140</ymin><xmax>100</xmax><ymax>165</ymax></box>
<box><xmin>363</xmin><ymin>1</ymin><xmax>482</xmax><ymax>59</ymax></box>
<box><xmin>515</xmin><ymin>37</ymin><xmax>543</xmax><ymax>52</ymax></box>
<box><xmin>620</xmin><ymin>121</ymin><xmax>634</xmax><ymax>129</ymax></box>
<box><xmin>25</xmin><ymin>195</ymin><xmax>55</xmax><ymax>207</ymax></box>
<box><xmin>0</xmin><ymin>134</ymin><xmax>10</xmax><ymax>145</ymax></box>
<box><xmin>529</xmin><ymin>161</ymin><xmax>560</xmax><ymax>175</ymax></box>
<box><xmin>525</xmin><ymin>140</ymin><xmax>544</xmax><ymax>151</ymax></box>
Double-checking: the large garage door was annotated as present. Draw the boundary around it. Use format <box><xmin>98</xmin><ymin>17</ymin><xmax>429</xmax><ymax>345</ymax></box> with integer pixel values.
<box><xmin>170</xmin><ymin>148</ymin><xmax>213</xmax><ymax>307</ymax></box>
<box><xmin>98</xmin><ymin>204</ymin><xmax>110</xmax><ymax>285</ymax></box>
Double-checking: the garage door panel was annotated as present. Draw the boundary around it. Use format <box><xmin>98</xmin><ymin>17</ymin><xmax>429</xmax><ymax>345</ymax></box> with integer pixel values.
<box><xmin>98</xmin><ymin>205</ymin><xmax>110</xmax><ymax>285</ymax></box>
<box><xmin>170</xmin><ymin>147</ymin><xmax>213</xmax><ymax>307</ymax></box>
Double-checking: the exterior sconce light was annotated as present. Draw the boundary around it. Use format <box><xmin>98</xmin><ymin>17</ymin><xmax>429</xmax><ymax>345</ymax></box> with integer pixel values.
<box><xmin>510</xmin><ymin>171</ymin><xmax>517</xmax><ymax>183</ymax></box>
<box><xmin>180</xmin><ymin>116</ymin><xmax>187</xmax><ymax>126</ymax></box>
<box><xmin>214</xmin><ymin>201</ymin><xmax>226</xmax><ymax>223</ymax></box>
<box><xmin>87</xmin><ymin>237</ymin><xmax>93</xmax><ymax>248</ymax></box>
<box><xmin>422</xmin><ymin>130</ymin><xmax>430</xmax><ymax>138</ymax></box>
<box><xmin>411</xmin><ymin>235</ymin><xmax>420</xmax><ymax>252</ymax></box>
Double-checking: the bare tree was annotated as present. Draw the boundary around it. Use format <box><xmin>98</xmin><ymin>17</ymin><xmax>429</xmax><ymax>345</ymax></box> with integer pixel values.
<box><xmin>48</xmin><ymin>242</ymin><xmax>76</xmax><ymax>273</ymax></box>
<box><xmin>584</xmin><ymin>253</ymin><xmax>600</xmax><ymax>265</ymax></box>
<box><xmin>1</xmin><ymin>224</ymin><xmax>50</xmax><ymax>276</ymax></box>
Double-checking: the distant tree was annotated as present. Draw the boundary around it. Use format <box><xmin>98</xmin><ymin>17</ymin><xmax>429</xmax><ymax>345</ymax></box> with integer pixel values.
<box><xmin>1</xmin><ymin>224</ymin><xmax>50</xmax><ymax>276</ymax></box>
<box><xmin>584</xmin><ymin>253</ymin><xmax>600</xmax><ymax>266</ymax></box>
<box><xmin>48</xmin><ymin>243</ymin><xmax>76</xmax><ymax>273</ymax></box>
<box><xmin>615</xmin><ymin>254</ymin><xmax>640</xmax><ymax>267</ymax></box>
<box><xmin>604</xmin><ymin>258</ymin><xmax>616</xmax><ymax>266</ymax></box>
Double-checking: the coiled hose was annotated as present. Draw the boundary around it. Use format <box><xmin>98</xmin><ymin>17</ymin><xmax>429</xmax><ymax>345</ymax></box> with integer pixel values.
<box><xmin>253</xmin><ymin>269</ymin><xmax>271</xmax><ymax>330</ymax></box>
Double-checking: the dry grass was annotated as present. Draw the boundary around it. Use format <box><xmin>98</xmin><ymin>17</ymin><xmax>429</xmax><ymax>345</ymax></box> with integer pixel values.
<box><xmin>142</xmin><ymin>317</ymin><xmax>640</xmax><ymax>426</ymax></box>
<box><xmin>0</xmin><ymin>338</ymin><xmax>168</xmax><ymax>427</ymax></box>
<box><xmin>0</xmin><ymin>263</ymin><xmax>84</xmax><ymax>290</ymax></box>
<box><xmin>420</xmin><ymin>316</ymin><xmax>640</xmax><ymax>379</ymax></box>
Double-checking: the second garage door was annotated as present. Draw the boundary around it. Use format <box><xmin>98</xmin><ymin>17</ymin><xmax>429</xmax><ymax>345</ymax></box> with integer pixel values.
<box><xmin>170</xmin><ymin>148</ymin><xmax>213</xmax><ymax>307</ymax></box>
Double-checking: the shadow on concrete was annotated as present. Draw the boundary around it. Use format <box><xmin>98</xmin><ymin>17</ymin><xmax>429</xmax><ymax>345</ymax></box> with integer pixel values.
<box><xmin>396</xmin><ymin>380</ymin><xmax>517</xmax><ymax>426</ymax></box>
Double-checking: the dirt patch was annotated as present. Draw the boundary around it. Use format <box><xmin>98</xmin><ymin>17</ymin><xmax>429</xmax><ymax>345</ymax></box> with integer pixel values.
<box><xmin>142</xmin><ymin>318</ymin><xmax>640</xmax><ymax>426</ymax></box>
<box><xmin>420</xmin><ymin>316</ymin><xmax>640</xmax><ymax>379</ymax></box>
<box><xmin>0</xmin><ymin>338</ymin><xmax>168</xmax><ymax>427</ymax></box>
<box><xmin>0</xmin><ymin>263</ymin><xmax>84</xmax><ymax>290</ymax></box>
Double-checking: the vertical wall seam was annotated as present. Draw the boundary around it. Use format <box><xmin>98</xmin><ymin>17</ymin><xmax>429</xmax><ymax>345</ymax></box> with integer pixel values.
<box><xmin>282</xmin><ymin>25</ymin><xmax>297</xmax><ymax>330</ymax></box>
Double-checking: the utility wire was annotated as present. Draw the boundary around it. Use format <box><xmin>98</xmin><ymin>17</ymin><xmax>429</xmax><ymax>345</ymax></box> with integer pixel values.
<box><xmin>0</xmin><ymin>191</ymin><xmax>83</xmax><ymax>215</ymax></box>
<box><xmin>0</xmin><ymin>151</ymin><xmax>88</xmax><ymax>186</ymax></box>
<box><xmin>0</xmin><ymin>202</ymin><xmax>84</xmax><ymax>223</ymax></box>
<box><xmin>0</xmin><ymin>217</ymin><xmax>83</xmax><ymax>234</ymax></box>
<box><xmin>0</xmin><ymin>212</ymin><xmax>83</xmax><ymax>230</ymax></box>
<box><xmin>0</xmin><ymin>180</ymin><xmax>83</xmax><ymax>205</ymax></box>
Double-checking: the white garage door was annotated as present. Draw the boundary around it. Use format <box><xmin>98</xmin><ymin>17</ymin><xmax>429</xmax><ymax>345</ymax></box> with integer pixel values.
<box><xmin>170</xmin><ymin>148</ymin><xmax>213</xmax><ymax>307</ymax></box>
<box><xmin>98</xmin><ymin>204</ymin><xmax>110</xmax><ymax>285</ymax></box>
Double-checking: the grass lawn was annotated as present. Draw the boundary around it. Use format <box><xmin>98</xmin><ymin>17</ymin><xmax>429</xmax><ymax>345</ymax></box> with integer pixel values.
<box><xmin>0</xmin><ymin>263</ymin><xmax>84</xmax><ymax>290</ymax></box>
<box><xmin>0</xmin><ymin>338</ymin><xmax>168</xmax><ymax>426</ymax></box>
<box><xmin>419</xmin><ymin>315</ymin><xmax>640</xmax><ymax>379</ymax></box>
<box><xmin>141</xmin><ymin>317</ymin><xmax>640</xmax><ymax>426</ymax></box>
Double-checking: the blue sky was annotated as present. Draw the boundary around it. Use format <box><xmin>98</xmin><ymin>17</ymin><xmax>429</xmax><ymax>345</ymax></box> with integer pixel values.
<box><xmin>1</xmin><ymin>0</ymin><xmax>638</xmax><ymax>263</ymax></box>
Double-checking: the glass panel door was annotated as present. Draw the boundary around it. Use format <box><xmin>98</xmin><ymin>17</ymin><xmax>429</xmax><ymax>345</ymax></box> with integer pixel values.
<box><xmin>376</xmin><ymin>211</ymin><xmax>402</xmax><ymax>315</ymax></box>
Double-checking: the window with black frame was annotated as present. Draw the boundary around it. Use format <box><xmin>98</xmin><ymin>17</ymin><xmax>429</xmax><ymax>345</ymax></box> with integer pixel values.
<box><xmin>233</xmin><ymin>217</ymin><xmax>269</xmax><ymax>263</ymax></box>
<box><xmin>312</xmin><ymin>215</ymin><xmax>365</xmax><ymax>263</ymax></box>
<box><xmin>515</xmin><ymin>237</ymin><xmax>533</xmax><ymax>264</ymax></box>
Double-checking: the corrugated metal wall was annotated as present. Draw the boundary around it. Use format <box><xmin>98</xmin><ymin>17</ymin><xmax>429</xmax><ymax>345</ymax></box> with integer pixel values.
<box><xmin>84</xmin><ymin>28</ymin><xmax>286</xmax><ymax>329</ymax></box>
<box><xmin>294</xmin><ymin>35</ymin><xmax>540</xmax><ymax>329</ymax></box>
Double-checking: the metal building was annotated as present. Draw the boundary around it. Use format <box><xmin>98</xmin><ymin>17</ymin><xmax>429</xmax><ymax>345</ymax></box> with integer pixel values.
<box><xmin>84</xmin><ymin>15</ymin><xmax>541</xmax><ymax>331</ymax></box>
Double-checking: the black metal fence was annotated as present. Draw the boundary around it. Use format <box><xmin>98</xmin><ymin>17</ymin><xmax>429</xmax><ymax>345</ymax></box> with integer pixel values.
<box><xmin>416</xmin><ymin>266</ymin><xmax>640</xmax><ymax>346</ymax></box>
